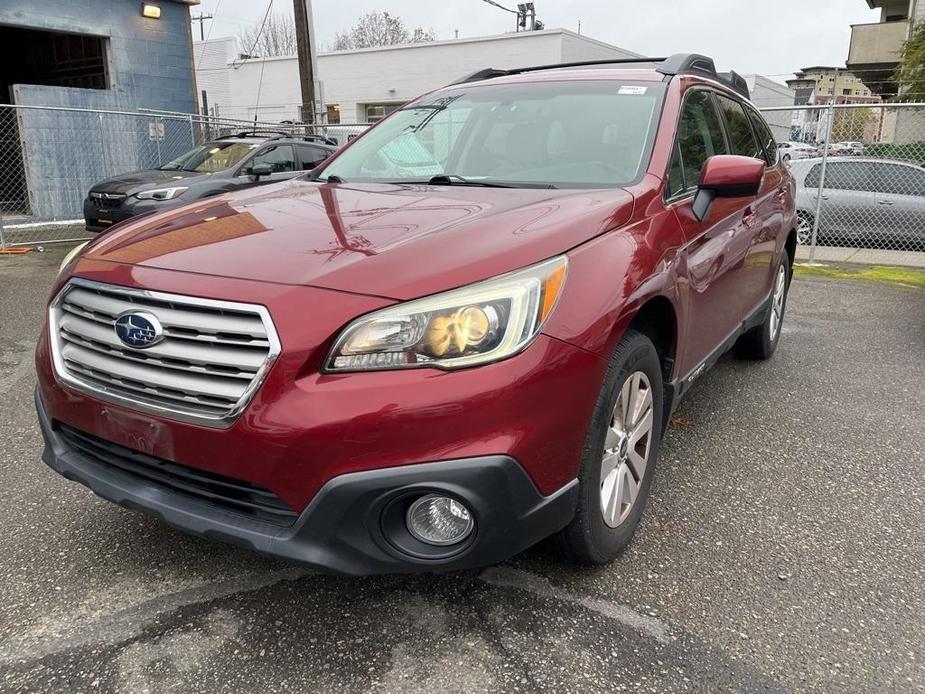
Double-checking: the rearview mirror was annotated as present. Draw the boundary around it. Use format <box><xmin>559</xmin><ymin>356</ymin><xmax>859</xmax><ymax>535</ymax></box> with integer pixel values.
<box><xmin>248</xmin><ymin>164</ymin><xmax>273</xmax><ymax>179</ymax></box>
<box><xmin>692</xmin><ymin>155</ymin><xmax>765</xmax><ymax>221</ymax></box>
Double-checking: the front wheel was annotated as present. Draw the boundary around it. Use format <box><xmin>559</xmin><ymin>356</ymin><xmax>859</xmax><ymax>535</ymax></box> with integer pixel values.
<box><xmin>796</xmin><ymin>212</ymin><xmax>814</xmax><ymax>245</ymax></box>
<box><xmin>557</xmin><ymin>330</ymin><xmax>664</xmax><ymax>564</ymax></box>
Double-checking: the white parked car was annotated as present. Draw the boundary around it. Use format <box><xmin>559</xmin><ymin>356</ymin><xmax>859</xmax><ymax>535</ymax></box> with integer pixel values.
<box><xmin>834</xmin><ymin>141</ymin><xmax>865</xmax><ymax>155</ymax></box>
<box><xmin>778</xmin><ymin>141</ymin><xmax>819</xmax><ymax>161</ymax></box>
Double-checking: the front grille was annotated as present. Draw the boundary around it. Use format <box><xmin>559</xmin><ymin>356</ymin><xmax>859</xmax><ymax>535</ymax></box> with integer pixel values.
<box><xmin>89</xmin><ymin>192</ymin><xmax>126</xmax><ymax>208</ymax></box>
<box><xmin>58</xmin><ymin>424</ymin><xmax>298</xmax><ymax>526</ymax></box>
<box><xmin>50</xmin><ymin>279</ymin><xmax>280</xmax><ymax>427</ymax></box>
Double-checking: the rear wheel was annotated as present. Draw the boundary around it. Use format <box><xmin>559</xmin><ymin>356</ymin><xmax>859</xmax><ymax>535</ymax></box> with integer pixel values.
<box><xmin>557</xmin><ymin>330</ymin><xmax>664</xmax><ymax>564</ymax></box>
<box><xmin>736</xmin><ymin>250</ymin><xmax>790</xmax><ymax>360</ymax></box>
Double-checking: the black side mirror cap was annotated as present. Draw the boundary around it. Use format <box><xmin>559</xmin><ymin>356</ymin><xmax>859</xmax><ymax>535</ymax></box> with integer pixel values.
<box><xmin>249</xmin><ymin>164</ymin><xmax>273</xmax><ymax>179</ymax></box>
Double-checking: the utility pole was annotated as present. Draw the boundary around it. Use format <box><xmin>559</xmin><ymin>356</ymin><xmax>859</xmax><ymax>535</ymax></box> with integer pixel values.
<box><xmin>293</xmin><ymin>0</ymin><xmax>318</xmax><ymax>124</ymax></box>
<box><xmin>191</xmin><ymin>13</ymin><xmax>213</xmax><ymax>42</ymax></box>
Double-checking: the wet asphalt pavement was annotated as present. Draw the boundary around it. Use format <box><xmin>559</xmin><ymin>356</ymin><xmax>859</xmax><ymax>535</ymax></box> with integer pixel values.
<box><xmin>1</xmin><ymin>247</ymin><xmax>923</xmax><ymax>693</ymax></box>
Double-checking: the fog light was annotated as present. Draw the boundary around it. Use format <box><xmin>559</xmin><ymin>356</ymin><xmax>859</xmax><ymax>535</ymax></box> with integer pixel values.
<box><xmin>406</xmin><ymin>494</ymin><xmax>474</xmax><ymax>546</ymax></box>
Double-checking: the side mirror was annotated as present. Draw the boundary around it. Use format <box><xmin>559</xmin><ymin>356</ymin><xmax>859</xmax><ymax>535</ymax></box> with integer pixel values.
<box><xmin>692</xmin><ymin>155</ymin><xmax>765</xmax><ymax>221</ymax></box>
<box><xmin>248</xmin><ymin>164</ymin><xmax>273</xmax><ymax>180</ymax></box>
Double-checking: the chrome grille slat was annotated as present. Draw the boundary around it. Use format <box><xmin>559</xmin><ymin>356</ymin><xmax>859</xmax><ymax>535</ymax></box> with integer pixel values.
<box><xmin>60</xmin><ymin>331</ymin><xmax>256</xmax><ymax>381</ymax></box>
<box><xmin>63</xmin><ymin>357</ymin><xmax>239</xmax><ymax>409</ymax></box>
<box><xmin>59</xmin><ymin>314</ymin><xmax>266</xmax><ymax>372</ymax></box>
<box><xmin>50</xmin><ymin>280</ymin><xmax>280</xmax><ymax>427</ymax></box>
<box><xmin>63</xmin><ymin>370</ymin><xmax>232</xmax><ymax>416</ymax></box>
<box><xmin>62</xmin><ymin>343</ymin><xmax>247</xmax><ymax>401</ymax></box>
<box><xmin>65</xmin><ymin>287</ymin><xmax>268</xmax><ymax>340</ymax></box>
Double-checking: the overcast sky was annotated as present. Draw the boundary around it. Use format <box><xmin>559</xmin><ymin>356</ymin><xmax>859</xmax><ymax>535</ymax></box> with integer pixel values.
<box><xmin>193</xmin><ymin>0</ymin><xmax>881</xmax><ymax>83</ymax></box>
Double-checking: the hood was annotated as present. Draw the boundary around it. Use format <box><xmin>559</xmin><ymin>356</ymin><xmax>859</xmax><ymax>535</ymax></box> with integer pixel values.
<box><xmin>79</xmin><ymin>179</ymin><xmax>635</xmax><ymax>300</ymax></box>
<box><xmin>90</xmin><ymin>169</ymin><xmax>208</xmax><ymax>196</ymax></box>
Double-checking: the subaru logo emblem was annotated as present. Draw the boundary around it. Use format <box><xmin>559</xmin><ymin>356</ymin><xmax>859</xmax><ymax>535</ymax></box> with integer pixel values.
<box><xmin>114</xmin><ymin>311</ymin><xmax>164</xmax><ymax>348</ymax></box>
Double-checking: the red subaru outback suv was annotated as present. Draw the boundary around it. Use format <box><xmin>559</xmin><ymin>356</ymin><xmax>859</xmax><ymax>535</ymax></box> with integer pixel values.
<box><xmin>36</xmin><ymin>54</ymin><xmax>796</xmax><ymax>574</ymax></box>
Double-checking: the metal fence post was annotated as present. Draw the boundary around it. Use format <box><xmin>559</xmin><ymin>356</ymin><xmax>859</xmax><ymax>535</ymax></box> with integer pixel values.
<box><xmin>808</xmin><ymin>79</ymin><xmax>838</xmax><ymax>265</ymax></box>
<box><xmin>98</xmin><ymin>113</ymin><xmax>108</xmax><ymax>178</ymax></box>
<box><xmin>154</xmin><ymin>115</ymin><xmax>162</xmax><ymax>164</ymax></box>
<box><xmin>0</xmin><ymin>213</ymin><xmax>6</xmax><ymax>250</ymax></box>
<box><xmin>188</xmin><ymin>114</ymin><xmax>195</xmax><ymax>147</ymax></box>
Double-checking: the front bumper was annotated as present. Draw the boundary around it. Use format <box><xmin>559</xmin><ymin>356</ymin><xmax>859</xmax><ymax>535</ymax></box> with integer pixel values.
<box><xmin>37</xmin><ymin>388</ymin><xmax>578</xmax><ymax>574</ymax></box>
<box><xmin>83</xmin><ymin>197</ymin><xmax>182</xmax><ymax>232</ymax></box>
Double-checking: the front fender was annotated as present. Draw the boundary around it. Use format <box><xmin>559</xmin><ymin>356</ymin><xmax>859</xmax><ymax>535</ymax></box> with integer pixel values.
<box><xmin>542</xmin><ymin>209</ymin><xmax>686</xmax><ymax>374</ymax></box>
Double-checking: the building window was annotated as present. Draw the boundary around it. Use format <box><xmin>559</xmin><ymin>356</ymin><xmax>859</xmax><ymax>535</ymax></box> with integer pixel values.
<box><xmin>365</xmin><ymin>103</ymin><xmax>401</xmax><ymax>123</ymax></box>
<box><xmin>326</xmin><ymin>104</ymin><xmax>340</xmax><ymax>124</ymax></box>
<box><xmin>0</xmin><ymin>26</ymin><xmax>109</xmax><ymax>93</ymax></box>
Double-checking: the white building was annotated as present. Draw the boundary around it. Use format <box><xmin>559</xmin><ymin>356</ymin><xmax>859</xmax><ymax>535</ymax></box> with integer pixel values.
<box><xmin>743</xmin><ymin>74</ymin><xmax>796</xmax><ymax>142</ymax></box>
<box><xmin>195</xmin><ymin>29</ymin><xmax>794</xmax><ymax>142</ymax></box>
<box><xmin>195</xmin><ymin>29</ymin><xmax>642</xmax><ymax>124</ymax></box>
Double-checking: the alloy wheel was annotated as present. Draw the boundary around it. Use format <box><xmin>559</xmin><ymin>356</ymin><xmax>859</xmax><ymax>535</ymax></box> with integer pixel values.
<box><xmin>796</xmin><ymin>214</ymin><xmax>813</xmax><ymax>245</ymax></box>
<box><xmin>600</xmin><ymin>371</ymin><xmax>654</xmax><ymax>528</ymax></box>
<box><xmin>769</xmin><ymin>264</ymin><xmax>787</xmax><ymax>340</ymax></box>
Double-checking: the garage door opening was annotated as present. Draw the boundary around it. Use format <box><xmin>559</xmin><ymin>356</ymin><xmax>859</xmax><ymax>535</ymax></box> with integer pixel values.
<box><xmin>0</xmin><ymin>25</ymin><xmax>109</xmax><ymax>100</ymax></box>
<box><xmin>0</xmin><ymin>25</ymin><xmax>109</xmax><ymax>214</ymax></box>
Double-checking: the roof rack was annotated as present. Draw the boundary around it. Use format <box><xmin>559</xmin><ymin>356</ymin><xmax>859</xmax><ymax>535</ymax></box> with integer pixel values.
<box><xmin>450</xmin><ymin>53</ymin><xmax>750</xmax><ymax>99</ymax></box>
<box><xmin>267</xmin><ymin>133</ymin><xmax>338</xmax><ymax>147</ymax></box>
<box><xmin>220</xmin><ymin>130</ymin><xmax>338</xmax><ymax>147</ymax></box>
<box><xmin>224</xmin><ymin>130</ymin><xmax>294</xmax><ymax>139</ymax></box>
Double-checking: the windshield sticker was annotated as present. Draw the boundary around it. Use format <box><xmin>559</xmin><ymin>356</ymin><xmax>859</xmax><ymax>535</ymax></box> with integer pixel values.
<box><xmin>618</xmin><ymin>86</ymin><xmax>648</xmax><ymax>95</ymax></box>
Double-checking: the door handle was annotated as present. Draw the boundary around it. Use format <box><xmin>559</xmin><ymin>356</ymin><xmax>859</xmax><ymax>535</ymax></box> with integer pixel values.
<box><xmin>877</xmin><ymin>199</ymin><xmax>894</xmax><ymax>206</ymax></box>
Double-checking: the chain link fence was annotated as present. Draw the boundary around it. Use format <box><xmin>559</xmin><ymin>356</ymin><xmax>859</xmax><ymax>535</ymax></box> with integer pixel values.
<box><xmin>0</xmin><ymin>103</ymin><xmax>369</xmax><ymax>247</ymax></box>
<box><xmin>2</xmin><ymin>101</ymin><xmax>923</xmax><ymax>258</ymax></box>
<box><xmin>760</xmin><ymin>102</ymin><xmax>925</xmax><ymax>256</ymax></box>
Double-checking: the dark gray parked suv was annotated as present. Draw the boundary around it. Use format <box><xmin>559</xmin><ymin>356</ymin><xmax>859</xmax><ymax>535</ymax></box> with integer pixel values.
<box><xmin>84</xmin><ymin>131</ymin><xmax>336</xmax><ymax>232</ymax></box>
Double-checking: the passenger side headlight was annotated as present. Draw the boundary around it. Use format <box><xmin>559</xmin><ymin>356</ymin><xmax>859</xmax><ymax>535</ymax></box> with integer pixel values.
<box><xmin>135</xmin><ymin>186</ymin><xmax>188</xmax><ymax>201</ymax></box>
<box><xmin>326</xmin><ymin>256</ymin><xmax>568</xmax><ymax>372</ymax></box>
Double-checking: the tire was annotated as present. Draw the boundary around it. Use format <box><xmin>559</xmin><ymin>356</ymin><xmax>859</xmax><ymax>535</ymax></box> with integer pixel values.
<box><xmin>736</xmin><ymin>249</ymin><xmax>791</xmax><ymax>360</ymax></box>
<box><xmin>557</xmin><ymin>330</ymin><xmax>664</xmax><ymax>564</ymax></box>
<box><xmin>796</xmin><ymin>212</ymin><xmax>814</xmax><ymax>245</ymax></box>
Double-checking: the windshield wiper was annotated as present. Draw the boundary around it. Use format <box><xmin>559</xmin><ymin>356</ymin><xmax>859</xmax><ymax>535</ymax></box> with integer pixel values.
<box><xmin>426</xmin><ymin>174</ymin><xmax>555</xmax><ymax>189</ymax></box>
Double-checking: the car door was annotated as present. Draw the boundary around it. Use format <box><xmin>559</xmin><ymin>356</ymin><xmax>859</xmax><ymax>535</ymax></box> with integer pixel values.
<box><xmin>234</xmin><ymin>144</ymin><xmax>301</xmax><ymax>188</ymax></box>
<box><xmin>728</xmin><ymin>98</ymin><xmax>782</xmax><ymax>317</ymax></box>
<box><xmin>867</xmin><ymin>162</ymin><xmax>925</xmax><ymax>249</ymax></box>
<box><xmin>667</xmin><ymin>88</ymin><xmax>758</xmax><ymax>374</ymax></box>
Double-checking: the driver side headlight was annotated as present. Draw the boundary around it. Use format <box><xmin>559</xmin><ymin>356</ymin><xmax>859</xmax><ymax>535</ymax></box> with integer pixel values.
<box><xmin>326</xmin><ymin>256</ymin><xmax>568</xmax><ymax>372</ymax></box>
<box><xmin>135</xmin><ymin>186</ymin><xmax>188</xmax><ymax>201</ymax></box>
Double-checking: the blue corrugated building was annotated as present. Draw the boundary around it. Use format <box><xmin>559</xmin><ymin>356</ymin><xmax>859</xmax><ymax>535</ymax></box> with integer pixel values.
<box><xmin>0</xmin><ymin>0</ymin><xmax>199</xmax><ymax>220</ymax></box>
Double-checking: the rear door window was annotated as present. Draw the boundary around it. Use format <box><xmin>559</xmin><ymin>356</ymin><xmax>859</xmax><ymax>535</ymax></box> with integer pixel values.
<box><xmin>297</xmin><ymin>145</ymin><xmax>330</xmax><ymax>170</ymax></box>
<box><xmin>715</xmin><ymin>95</ymin><xmax>763</xmax><ymax>160</ymax></box>
<box><xmin>667</xmin><ymin>89</ymin><xmax>729</xmax><ymax>198</ymax></box>
<box><xmin>869</xmin><ymin>163</ymin><xmax>925</xmax><ymax>196</ymax></box>
<box><xmin>745</xmin><ymin>106</ymin><xmax>778</xmax><ymax>166</ymax></box>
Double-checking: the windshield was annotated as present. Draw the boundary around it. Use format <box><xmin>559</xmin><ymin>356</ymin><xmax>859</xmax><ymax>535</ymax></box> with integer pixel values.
<box><xmin>318</xmin><ymin>80</ymin><xmax>665</xmax><ymax>188</ymax></box>
<box><xmin>160</xmin><ymin>142</ymin><xmax>258</xmax><ymax>173</ymax></box>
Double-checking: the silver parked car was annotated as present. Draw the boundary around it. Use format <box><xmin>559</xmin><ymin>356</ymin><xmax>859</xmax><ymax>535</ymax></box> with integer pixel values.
<box><xmin>778</xmin><ymin>141</ymin><xmax>819</xmax><ymax>161</ymax></box>
<box><xmin>789</xmin><ymin>157</ymin><xmax>925</xmax><ymax>250</ymax></box>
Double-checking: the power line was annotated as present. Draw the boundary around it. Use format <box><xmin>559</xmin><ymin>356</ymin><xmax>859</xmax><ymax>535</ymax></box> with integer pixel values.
<box><xmin>250</xmin><ymin>0</ymin><xmax>274</xmax><ymax>122</ymax></box>
<box><xmin>234</xmin><ymin>0</ymin><xmax>274</xmax><ymax>70</ymax></box>
<box><xmin>481</xmin><ymin>0</ymin><xmax>518</xmax><ymax>14</ymax></box>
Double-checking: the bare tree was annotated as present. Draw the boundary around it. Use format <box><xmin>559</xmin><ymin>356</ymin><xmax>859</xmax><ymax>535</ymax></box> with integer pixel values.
<box><xmin>239</xmin><ymin>11</ymin><xmax>298</xmax><ymax>57</ymax></box>
<box><xmin>331</xmin><ymin>12</ymin><xmax>435</xmax><ymax>51</ymax></box>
